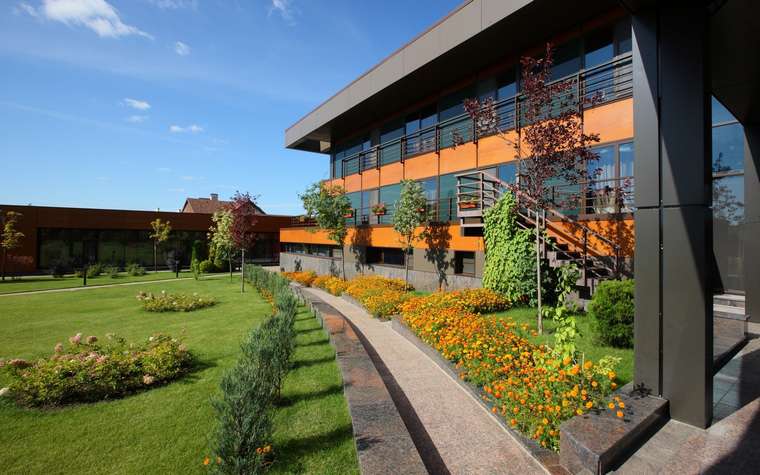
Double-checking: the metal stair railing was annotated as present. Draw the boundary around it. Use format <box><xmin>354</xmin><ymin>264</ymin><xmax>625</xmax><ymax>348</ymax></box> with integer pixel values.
<box><xmin>455</xmin><ymin>170</ymin><xmax>621</xmax><ymax>285</ymax></box>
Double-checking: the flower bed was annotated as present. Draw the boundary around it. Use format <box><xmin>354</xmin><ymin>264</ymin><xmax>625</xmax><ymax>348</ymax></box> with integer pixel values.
<box><xmin>281</xmin><ymin>270</ymin><xmax>317</xmax><ymax>287</ymax></box>
<box><xmin>0</xmin><ymin>332</ymin><xmax>190</xmax><ymax>407</ymax></box>
<box><xmin>343</xmin><ymin>275</ymin><xmax>412</xmax><ymax>318</ymax></box>
<box><xmin>137</xmin><ymin>290</ymin><xmax>215</xmax><ymax>312</ymax></box>
<box><xmin>399</xmin><ymin>289</ymin><xmax>618</xmax><ymax>451</ymax></box>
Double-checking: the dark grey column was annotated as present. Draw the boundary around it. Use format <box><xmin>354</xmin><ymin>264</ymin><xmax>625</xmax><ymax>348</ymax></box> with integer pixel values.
<box><xmin>632</xmin><ymin>1</ymin><xmax>713</xmax><ymax>428</ymax></box>
<box><xmin>745</xmin><ymin>126</ymin><xmax>760</xmax><ymax>322</ymax></box>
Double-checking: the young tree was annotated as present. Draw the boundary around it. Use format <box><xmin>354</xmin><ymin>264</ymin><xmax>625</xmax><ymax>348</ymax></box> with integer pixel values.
<box><xmin>227</xmin><ymin>191</ymin><xmax>259</xmax><ymax>293</ymax></box>
<box><xmin>392</xmin><ymin>179</ymin><xmax>430</xmax><ymax>289</ymax></box>
<box><xmin>461</xmin><ymin>44</ymin><xmax>600</xmax><ymax>333</ymax></box>
<box><xmin>149</xmin><ymin>218</ymin><xmax>172</xmax><ymax>274</ymax></box>
<box><xmin>1</xmin><ymin>210</ymin><xmax>24</xmax><ymax>282</ymax></box>
<box><xmin>208</xmin><ymin>208</ymin><xmax>236</xmax><ymax>283</ymax></box>
<box><xmin>299</xmin><ymin>181</ymin><xmax>352</xmax><ymax>280</ymax></box>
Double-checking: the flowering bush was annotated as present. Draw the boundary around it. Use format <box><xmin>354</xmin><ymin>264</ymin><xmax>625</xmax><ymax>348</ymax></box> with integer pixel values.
<box><xmin>280</xmin><ymin>270</ymin><xmax>317</xmax><ymax>287</ymax></box>
<box><xmin>399</xmin><ymin>289</ymin><xmax>617</xmax><ymax>451</ymax></box>
<box><xmin>137</xmin><ymin>290</ymin><xmax>216</xmax><ymax>312</ymax></box>
<box><xmin>344</xmin><ymin>275</ymin><xmax>412</xmax><ymax>318</ymax></box>
<box><xmin>312</xmin><ymin>275</ymin><xmax>348</xmax><ymax>296</ymax></box>
<box><xmin>0</xmin><ymin>332</ymin><xmax>190</xmax><ymax>407</ymax></box>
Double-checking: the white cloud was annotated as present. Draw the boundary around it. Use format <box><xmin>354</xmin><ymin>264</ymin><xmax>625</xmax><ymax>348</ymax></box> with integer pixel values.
<box><xmin>170</xmin><ymin>124</ymin><xmax>204</xmax><ymax>133</ymax></box>
<box><xmin>28</xmin><ymin>0</ymin><xmax>153</xmax><ymax>39</ymax></box>
<box><xmin>268</xmin><ymin>0</ymin><xmax>296</xmax><ymax>24</ymax></box>
<box><xmin>170</xmin><ymin>188</ymin><xmax>186</xmax><ymax>192</ymax></box>
<box><xmin>125</xmin><ymin>114</ymin><xmax>148</xmax><ymax>122</ymax></box>
<box><xmin>123</xmin><ymin>98</ymin><xmax>151</xmax><ymax>110</ymax></box>
<box><xmin>212</xmin><ymin>138</ymin><xmax>228</xmax><ymax>144</ymax></box>
<box><xmin>174</xmin><ymin>41</ymin><xmax>190</xmax><ymax>56</ymax></box>
<box><xmin>14</xmin><ymin>3</ymin><xmax>39</xmax><ymax>17</ymax></box>
<box><xmin>158</xmin><ymin>167</ymin><xmax>170</xmax><ymax>171</ymax></box>
<box><xmin>149</xmin><ymin>0</ymin><xmax>196</xmax><ymax>8</ymax></box>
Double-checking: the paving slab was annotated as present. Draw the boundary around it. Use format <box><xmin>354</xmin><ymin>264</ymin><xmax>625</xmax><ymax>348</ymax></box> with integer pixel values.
<box><xmin>305</xmin><ymin>287</ymin><xmax>548</xmax><ymax>475</ymax></box>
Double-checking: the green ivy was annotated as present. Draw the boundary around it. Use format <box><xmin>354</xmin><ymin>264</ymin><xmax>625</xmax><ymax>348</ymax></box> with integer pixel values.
<box><xmin>482</xmin><ymin>192</ymin><xmax>538</xmax><ymax>305</ymax></box>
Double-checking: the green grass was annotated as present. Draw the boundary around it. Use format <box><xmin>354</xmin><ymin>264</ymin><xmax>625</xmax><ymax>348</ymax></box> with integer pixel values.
<box><xmin>490</xmin><ymin>307</ymin><xmax>634</xmax><ymax>386</ymax></box>
<box><xmin>0</xmin><ymin>270</ymin><xmax>238</xmax><ymax>294</ymax></box>
<box><xmin>0</xmin><ymin>277</ymin><xmax>357</xmax><ymax>474</ymax></box>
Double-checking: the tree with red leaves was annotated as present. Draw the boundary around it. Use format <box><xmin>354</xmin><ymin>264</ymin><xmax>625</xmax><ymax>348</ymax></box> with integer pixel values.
<box><xmin>226</xmin><ymin>191</ymin><xmax>259</xmax><ymax>292</ymax></box>
<box><xmin>461</xmin><ymin>44</ymin><xmax>601</xmax><ymax>333</ymax></box>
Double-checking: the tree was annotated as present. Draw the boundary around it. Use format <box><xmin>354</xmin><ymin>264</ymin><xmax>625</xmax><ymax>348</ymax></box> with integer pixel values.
<box><xmin>227</xmin><ymin>191</ymin><xmax>259</xmax><ymax>293</ymax></box>
<box><xmin>392</xmin><ymin>179</ymin><xmax>430</xmax><ymax>289</ymax></box>
<box><xmin>299</xmin><ymin>181</ymin><xmax>352</xmax><ymax>280</ymax></box>
<box><xmin>149</xmin><ymin>218</ymin><xmax>172</xmax><ymax>274</ymax></box>
<box><xmin>461</xmin><ymin>44</ymin><xmax>600</xmax><ymax>333</ymax></box>
<box><xmin>208</xmin><ymin>208</ymin><xmax>236</xmax><ymax>283</ymax></box>
<box><xmin>1</xmin><ymin>210</ymin><xmax>24</xmax><ymax>282</ymax></box>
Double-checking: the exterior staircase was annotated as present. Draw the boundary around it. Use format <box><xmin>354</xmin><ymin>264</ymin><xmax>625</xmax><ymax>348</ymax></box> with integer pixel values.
<box><xmin>456</xmin><ymin>170</ymin><xmax>621</xmax><ymax>297</ymax></box>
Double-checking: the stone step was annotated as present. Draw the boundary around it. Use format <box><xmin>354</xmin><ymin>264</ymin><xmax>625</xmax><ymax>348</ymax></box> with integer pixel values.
<box><xmin>713</xmin><ymin>293</ymin><xmax>745</xmax><ymax>309</ymax></box>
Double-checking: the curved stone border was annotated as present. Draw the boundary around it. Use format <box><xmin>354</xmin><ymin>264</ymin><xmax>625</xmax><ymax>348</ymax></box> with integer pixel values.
<box><xmin>387</xmin><ymin>314</ymin><xmax>569</xmax><ymax>474</ymax></box>
<box><xmin>289</xmin><ymin>283</ymin><xmax>426</xmax><ymax>475</ymax></box>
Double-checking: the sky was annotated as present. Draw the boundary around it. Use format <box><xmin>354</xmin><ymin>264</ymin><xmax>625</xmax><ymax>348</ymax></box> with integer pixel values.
<box><xmin>0</xmin><ymin>0</ymin><xmax>464</xmax><ymax>214</ymax></box>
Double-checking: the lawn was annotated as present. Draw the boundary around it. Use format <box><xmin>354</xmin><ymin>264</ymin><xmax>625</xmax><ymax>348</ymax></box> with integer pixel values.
<box><xmin>0</xmin><ymin>276</ymin><xmax>357</xmax><ymax>474</ymax></box>
<box><xmin>0</xmin><ymin>269</ymin><xmax>235</xmax><ymax>295</ymax></box>
<box><xmin>489</xmin><ymin>307</ymin><xmax>634</xmax><ymax>386</ymax></box>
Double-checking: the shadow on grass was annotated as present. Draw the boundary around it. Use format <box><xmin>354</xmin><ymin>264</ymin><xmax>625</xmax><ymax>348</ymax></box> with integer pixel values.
<box><xmin>276</xmin><ymin>384</ymin><xmax>344</xmax><ymax>407</ymax></box>
<box><xmin>272</xmin><ymin>424</ymin><xmax>355</xmax><ymax>474</ymax></box>
<box><xmin>292</xmin><ymin>356</ymin><xmax>337</xmax><ymax>369</ymax></box>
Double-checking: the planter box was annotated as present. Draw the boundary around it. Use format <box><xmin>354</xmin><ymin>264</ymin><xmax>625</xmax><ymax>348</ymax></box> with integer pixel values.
<box><xmin>373</xmin><ymin>211</ymin><xmax>386</xmax><ymax>215</ymax></box>
<box><xmin>459</xmin><ymin>203</ymin><xmax>477</xmax><ymax>209</ymax></box>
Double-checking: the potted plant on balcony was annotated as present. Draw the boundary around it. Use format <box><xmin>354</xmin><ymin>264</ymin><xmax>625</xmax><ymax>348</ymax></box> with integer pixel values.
<box><xmin>343</xmin><ymin>209</ymin><xmax>354</xmax><ymax>218</ymax></box>
<box><xmin>459</xmin><ymin>195</ymin><xmax>478</xmax><ymax>209</ymax></box>
<box><xmin>370</xmin><ymin>202</ymin><xmax>387</xmax><ymax>215</ymax></box>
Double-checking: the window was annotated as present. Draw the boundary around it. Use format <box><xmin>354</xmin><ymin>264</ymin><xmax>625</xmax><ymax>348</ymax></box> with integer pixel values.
<box><xmin>367</xmin><ymin>247</ymin><xmax>405</xmax><ymax>267</ymax></box>
<box><xmin>282</xmin><ymin>243</ymin><xmax>340</xmax><ymax>258</ymax></box>
<box><xmin>455</xmin><ymin>251</ymin><xmax>475</xmax><ymax>275</ymax></box>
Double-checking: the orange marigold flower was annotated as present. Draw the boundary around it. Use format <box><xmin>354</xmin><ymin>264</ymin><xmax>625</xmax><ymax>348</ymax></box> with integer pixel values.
<box><xmin>586</xmin><ymin>401</ymin><xmax>593</xmax><ymax>409</ymax></box>
<box><xmin>492</xmin><ymin>407</ymin><xmax>498</xmax><ymax>413</ymax></box>
<box><xmin>256</xmin><ymin>448</ymin><xmax>262</xmax><ymax>454</ymax></box>
<box><xmin>542</xmin><ymin>418</ymin><xmax>548</xmax><ymax>424</ymax></box>
<box><xmin>619</xmin><ymin>402</ymin><xmax>626</xmax><ymax>408</ymax></box>
<box><xmin>592</xmin><ymin>381</ymin><xmax>598</xmax><ymax>387</ymax></box>
<box><xmin>510</xmin><ymin>419</ymin><xmax>517</xmax><ymax>425</ymax></box>
<box><xmin>609</xmin><ymin>403</ymin><xmax>615</xmax><ymax>409</ymax></box>
<box><xmin>576</xmin><ymin>409</ymin><xmax>583</xmax><ymax>415</ymax></box>
<box><xmin>204</xmin><ymin>459</ymin><xmax>210</xmax><ymax>466</ymax></box>
<box><xmin>617</xmin><ymin>411</ymin><xmax>624</xmax><ymax>418</ymax></box>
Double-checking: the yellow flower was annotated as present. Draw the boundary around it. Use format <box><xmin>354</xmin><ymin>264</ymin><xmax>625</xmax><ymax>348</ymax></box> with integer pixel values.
<box><xmin>619</xmin><ymin>402</ymin><xmax>626</xmax><ymax>408</ymax></box>
<box><xmin>617</xmin><ymin>411</ymin><xmax>624</xmax><ymax>418</ymax></box>
<box><xmin>586</xmin><ymin>401</ymin><xmax>593</xmax><ymax>409</ymax></box>
<box><xmin>609</xmin><ymin>403</ymin><xmax>615</xmax><ymax>409</ymax></box>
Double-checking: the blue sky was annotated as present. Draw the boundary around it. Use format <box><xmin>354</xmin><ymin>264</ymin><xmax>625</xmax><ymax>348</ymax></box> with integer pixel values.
<box><xmin>0</xmin><ymin>0</ymin><xmax>463</xmax><ymax>214</ymax></box>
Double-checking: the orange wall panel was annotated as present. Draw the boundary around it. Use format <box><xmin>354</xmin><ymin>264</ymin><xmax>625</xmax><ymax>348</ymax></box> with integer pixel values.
<box><xmin>379</xmin><ymin>162</ymin><xmax>403</xmax><ymax>187</ymax></box>
<box><xmin>552</xmin><ymin>217</ymin><xmax>635</xmax><ymax>258</ymax></box>
<box><xmin>404</xmin><ymin>152</ymin><xmax>439</xmax><ymax>180</ymax></box>
<box><xmin>439</xmin><ymin>142</ymin><xmax>476</xmax><ymax>175</ymax></box>
<box><xmin>584</xmin><ymin>99</ymin><xmax>633</xmax><ymax>144</ymax></box>
<box><xmin>477</xmin><ymin>133</ymin><xmax>519</xmax><ymax>167</ymax></box>
<box><xmin>344</xmin><ymin>174</ymin><xmax>362</xmax><ymax>193</ymax></box>
<box><xmin>362</xmin><ymin>168</ymin><xmax>380</xmax><ymax>189</ymax></box>
<box><xmin>280</xmin><ymin>228</ymin><xmax>334</xmax><ymax>245</ymax></box>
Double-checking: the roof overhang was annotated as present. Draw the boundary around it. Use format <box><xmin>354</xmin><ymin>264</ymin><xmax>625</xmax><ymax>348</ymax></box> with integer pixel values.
<box><xmin>285</xmin><ymin>0</ymin><xmax>620</xmax><ymax>154</ymax></box>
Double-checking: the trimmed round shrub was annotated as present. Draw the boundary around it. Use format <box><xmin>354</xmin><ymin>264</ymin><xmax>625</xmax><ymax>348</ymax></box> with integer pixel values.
<box><xmin>589</xmin><ymin>279</ymin><xmax>635</xmax><ymax>348</ymax></box>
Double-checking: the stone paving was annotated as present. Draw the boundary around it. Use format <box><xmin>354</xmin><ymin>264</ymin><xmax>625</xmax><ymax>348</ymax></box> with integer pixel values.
<box><xmin>611</xmin><ymin>322</ymin><xmax>760</xmax><ymax>474</ymax></box>
<box><xmin>301</xmin><ymin>286</ymin><xmax>549</xmax><ymax>475</ymax></box>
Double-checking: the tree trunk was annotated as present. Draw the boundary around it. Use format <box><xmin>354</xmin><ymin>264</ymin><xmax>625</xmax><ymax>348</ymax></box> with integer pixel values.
<box><xmin>404</xmin><ymin>248</ymin><xmax>410</xmax><ymax>291</ymax></box>
<box><xmin>153</xmin><ymin>242</ymin><xmax>157</xmax><ymax>274</ymax></box>
<box><xmin>536</xmin><ymin>208</ymin><xmax>543</xmax><ymax>334</ymax></box>
<box><xmin>228</xmin><ymin>249</ymin><xmax>233</xmax><ymax>284</ymax></box>
<box><xmin>241</xmin><ymin>249</ymin><xmax>245</xmax><ymax>293</ymax></box>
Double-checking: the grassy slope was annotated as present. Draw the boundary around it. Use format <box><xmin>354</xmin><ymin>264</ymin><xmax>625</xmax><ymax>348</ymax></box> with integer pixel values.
<box><xmin>0</xmin><ymin>277</ymin><xmax>357</xmax><ymax>474</ymax></box>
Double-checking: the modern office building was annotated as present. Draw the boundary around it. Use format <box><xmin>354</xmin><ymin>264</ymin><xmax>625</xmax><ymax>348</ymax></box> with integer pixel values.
<box><xmin>283</xmin><ymin>0</ymin><xmax>759</xmax><ymax>428</ymax></box>
<box><xmin>1</xmin><ymin>196</ymin><xmax>290</xmax><ymax>273</ymax></box>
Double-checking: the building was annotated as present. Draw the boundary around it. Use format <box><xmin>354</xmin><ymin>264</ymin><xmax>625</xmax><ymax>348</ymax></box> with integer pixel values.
<box><xmin>283</xmin><ymin>0</ymin><xmax>759</xmax><ymax>428</ymax></box>
<box><xmin>1</xmin><ymin>195</ymin><xmax>291</xmax><ymax>273</ymax></box>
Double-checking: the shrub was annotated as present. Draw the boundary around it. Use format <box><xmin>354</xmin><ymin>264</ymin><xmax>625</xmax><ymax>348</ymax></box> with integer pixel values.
<box><xmin>47</xmin><ymin>257</ymin><xmax>75</xmax><ymax>278</ymax></box>
<box><xmin>0</xmin><ymin>332</ymin><xmax>190</xmax><ymax>407</ymax></box>
<box><xmin>137</xmin><ymin>290</ymin><xmax>216</xmax><ymax>312</ymax></box>
<box><xmin>199</xmin><ymin>259</ymin><xmax>216</xmax><ymax>274</ymax></box>
<box><xmin>589</xmin><ymin>279</ymin><xmax>635</xmax><ymax>348</ymax></box>
<box><xmin>7</xmin><ymin>255</ymin><xmax>33</xmax><ymax>280</ymax></box>
<box><xmin>163</xmin><ymin>249</ymin><xmax>184</xmax><ymax>273</ymax></box>
<box><xmin>105</xmin><ymin>264</ymin><xmax>119</xmax><ymax>279</ymax></box>
<box><xmin>191</xmin><ymin>240</ymin><xmax>206</xmax><ymax>280</ymax></box>
<box><xmin>86</xmin><ymin>262</ymin><xmax>104</xmax><ymax>278</ymax></box>
<box><xmin>126</xmin><ymin>262</ymin><xmax>146</xmax><ymax>276</ymax></box>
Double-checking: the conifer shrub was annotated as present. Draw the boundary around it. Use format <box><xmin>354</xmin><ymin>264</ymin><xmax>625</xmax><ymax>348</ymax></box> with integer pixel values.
<box><xmin>589</xmin><ymin>279</ymin><xmax>635</xmax><ymax>348</ymax></box>
<box><xmin>126</xmin><ymin>262</ymin><xmax>146</xmax><ymax>276</ymax></box>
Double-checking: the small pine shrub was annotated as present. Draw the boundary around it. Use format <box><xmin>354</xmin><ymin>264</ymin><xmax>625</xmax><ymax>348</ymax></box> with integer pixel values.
<box><xmin>87</xmin><ymin>262</ymin><xmax>104</xmax><ymax>278</ymax></box>
<box><xmin>105</xmin><ymin>264</ymin><xmax>119</xmax><ymax>279</ymax></box>
<box><xmin>126</xmin><ymin>262</ymin><xmax>146</xmax><ymax>276</ymax></box>
<box><xmin>589</xmin><ymin>279</ymin><xmax>635</xmax><ymax>348</ymax></box>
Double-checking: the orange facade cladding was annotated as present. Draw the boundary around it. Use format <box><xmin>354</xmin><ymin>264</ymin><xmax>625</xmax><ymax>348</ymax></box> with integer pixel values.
<box><xmin>404</xmin><ymin>152</ymin><xmax>439</xmax><ymax>180</ymax></box>
<box><xmin>550</xmin><ymin>217</ymin><xmax>635</xmax><ymax>258</ymax></box>
<box><xmin>281</xmin><ymin>226</ymin><xmax>483</xmax><ymax>252</ymax></box>
<box><xmin>583</xmin><ymin>98</ymin><xmax>633</xmax><ymax>143</ymax></box>
<box><xmin>344</xmin><ymin>173</ymin><xmax>362</xmax><ymax>192</ymax></box>
<box><xmin>361</xmin><ymin>168</ymin><xmax>380</xmax><ymax>189</ymax></box>
<box><xmin>439</xmin><ymin>142</ymin><xmax>477</xmax><ymax>175</ymax></box>
<box><xmin>477</xmin><ymin>132</ymin><xmax>520</xmax><ymax>167</ymax></box>
<box><xmin>379</xmin><ymin>162</ymin><xmax>404</xmax><ymax>187</ymax></box>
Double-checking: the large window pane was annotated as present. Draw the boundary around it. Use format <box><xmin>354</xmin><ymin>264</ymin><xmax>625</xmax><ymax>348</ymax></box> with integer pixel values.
<box><xmin>498</xmin><ymin>163</ymin><xmax>517</xmax><ymax>184</ymax></box>
<box><xmin>585</xmin><ymin>27</ymin><xmax>614</xmax><ymax>68</ymax></box>
<box><xmin>713</xmin><ymin>122</ymin><xmax>744</xmax><ymax>173</ymax></box>
<box><xmin>550</xmin><ymin>38</ymin><xmax>580</xmax><ymax>79</ymax></box>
